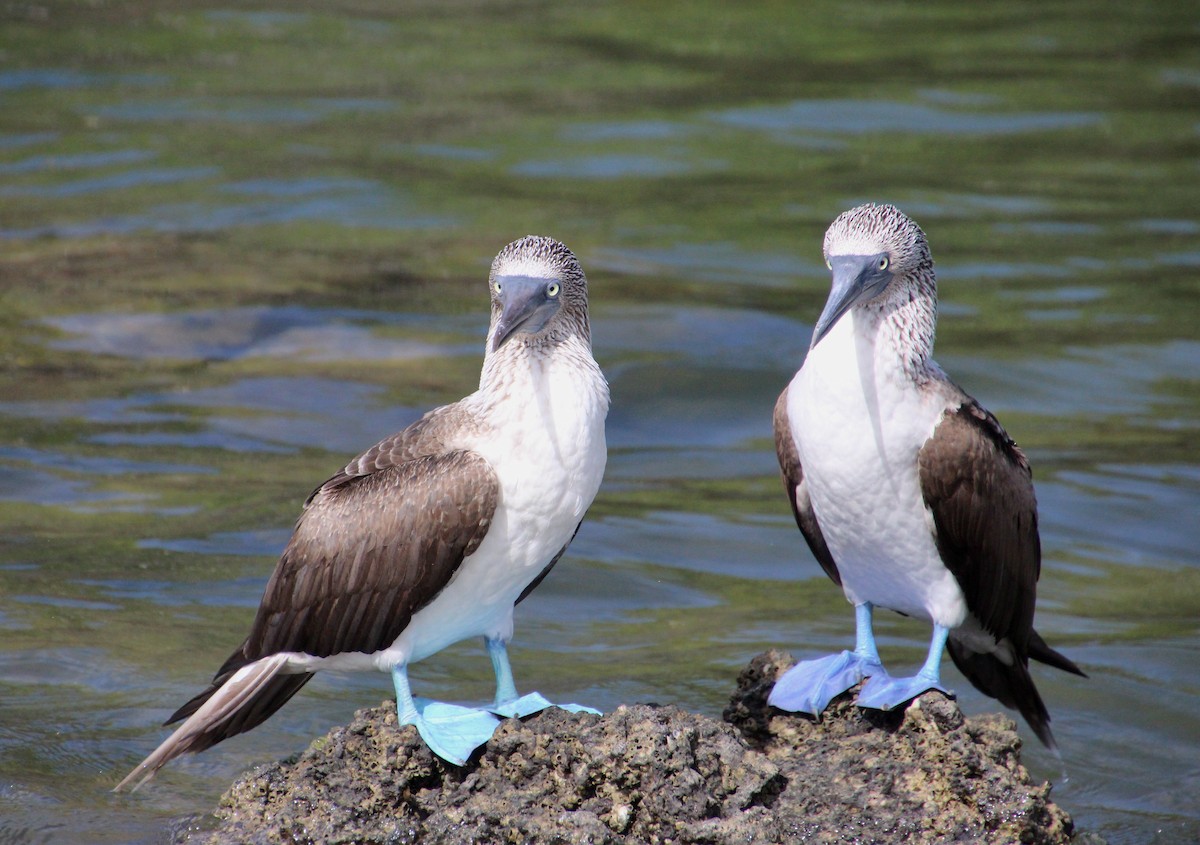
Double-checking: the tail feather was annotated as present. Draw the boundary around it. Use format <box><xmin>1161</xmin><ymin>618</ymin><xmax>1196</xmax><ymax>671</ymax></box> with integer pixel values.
<box><xmin>115</xmin><ymin>654</ymin><xmax>312</xmax><ymax>792</ymax></box>
<box><xmin>946</xmin><ymin>636</ymin><xmax>1060</xmax><ymax>750</ymax></box>
<box><xmin>1029</xmin><ymin>630</ymin><xmax>1087</xmax><ymax>678</ymax></box>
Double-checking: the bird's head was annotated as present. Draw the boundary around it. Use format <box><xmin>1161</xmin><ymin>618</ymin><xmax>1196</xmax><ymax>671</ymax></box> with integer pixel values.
<box><xmin>811</xmin><ymin>203</ymin><xmax>934</xmax><ymax>349</ymax></box>
<box><xmin>487</xmin><ymin>235</ymin><xmax>590</xmax><ymax>353</ymax></box>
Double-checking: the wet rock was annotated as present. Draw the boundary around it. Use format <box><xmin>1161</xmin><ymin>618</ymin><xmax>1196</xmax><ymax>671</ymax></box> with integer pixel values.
<box><xmin>182</xmin><ymin>651</ymin><xmax>1082</xmax><ymax>844</ymax></box>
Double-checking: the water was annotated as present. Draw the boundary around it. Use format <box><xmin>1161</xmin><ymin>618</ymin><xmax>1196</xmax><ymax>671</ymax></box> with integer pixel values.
<box><xmin>1</xmin><ymin>2</ymin><xmax>1197</xmax><ymax>842</ymax></box>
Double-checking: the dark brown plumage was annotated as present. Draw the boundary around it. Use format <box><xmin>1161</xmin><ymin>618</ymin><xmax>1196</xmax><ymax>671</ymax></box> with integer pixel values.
<box><xmin>918</xmin><ymin>402</ymin><xmax>1084</xmax><ymax>747</ymax></box>
<box><xmin>123</xmin><ymin>413</ymin><xmax>502</xmax><ymax>782</ymax></box>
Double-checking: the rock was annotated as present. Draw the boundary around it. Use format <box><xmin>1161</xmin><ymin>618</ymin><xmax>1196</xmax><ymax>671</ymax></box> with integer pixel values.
<box><xmin>723</xmin><ymin>651</ymin><xmax>1078</xmax><ymax>844</ymax></box>
<box><xmin>179</xmin><ymin>651</ymin><xmax>1082</xmax><ymax>844</ymax></box>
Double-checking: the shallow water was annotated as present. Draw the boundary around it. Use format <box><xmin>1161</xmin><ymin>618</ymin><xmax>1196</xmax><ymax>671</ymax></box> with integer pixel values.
<box><xmin>1</xmin><ymin>2</ymin><xmax>1197</xmax><ymax>843</ymax></box>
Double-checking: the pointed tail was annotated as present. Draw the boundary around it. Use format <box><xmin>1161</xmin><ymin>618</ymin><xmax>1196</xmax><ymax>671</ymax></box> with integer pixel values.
<box><xmin>115</xmin><ymin>654</ymin><xmax>312</xmax><ymax>792</ymax></box>
<box><xmin>1028</xmin><ymin>630</ymin><xmax>1087</xmax><ymax>678</ymax></box>
<box><xmin>946</xmin><ymin>630</ymin><xmax>1085</xmax><ymax>751</ymax></box>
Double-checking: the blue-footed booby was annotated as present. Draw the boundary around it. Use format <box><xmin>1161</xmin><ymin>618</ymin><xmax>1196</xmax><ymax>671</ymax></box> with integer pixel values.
<box><xmin>768</xmin><ymin>203</ymin><xmax>1084</xmax><ymax>748</ymax></box>
<box><xmin>116</xmin><ymin>236</ymin><xmax>609</xmax><ymax>790</ymax></box>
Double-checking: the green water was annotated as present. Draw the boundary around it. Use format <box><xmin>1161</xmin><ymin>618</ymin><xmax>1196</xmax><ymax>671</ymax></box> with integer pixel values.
<box><xmin>0</xmin><ymin>2</ymin><xmax>1197</xmax><ymax>842</ymax></box>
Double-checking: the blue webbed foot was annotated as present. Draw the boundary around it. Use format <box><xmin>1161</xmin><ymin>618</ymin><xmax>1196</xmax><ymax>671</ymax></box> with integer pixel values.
<box><xmin>767</xmin><ymin>650</ymin><xmax>884</xmax><ymax>715</ymax></box>
<box><xmin>856</xmin><ymin>623</ymin><xmax>955</xmax><ymax>711</ymax></box>
<box><xmin>405</xmin><ymin>697</ymin><xmax>502</xmax><ymax>766</ymax></box>
<box><xmin>489</xmin><ymin>691</ymin><xmax>553</xmax><ymax>719</ymax></box>
<box><xmin>489</xmin><ymin>691</ymin><xmax>601</xmax><ymax>719</ymax></box>
<box><xmin>393</xmin><ymin>665</ymin><xmax>500</xmax><ymax>766</ymax></box>
<box><xmin>486</xmin><ymin>636</ymin><xmax>602</xmax><ymax>719</ymax></box>
<box><xmin>856</xmin><ymin>670</ymin><xmax>953</xmax><ymax>711</ymax></box>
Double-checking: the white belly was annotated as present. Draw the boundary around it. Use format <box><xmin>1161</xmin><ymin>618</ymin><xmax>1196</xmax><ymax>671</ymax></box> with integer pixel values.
<box><xmin>381</xmin><ymin>346</ymin><xmax>608</xmax><ymax>667</ymax></box>
<box><xmin>789</xmin><ymin>315</ymin><xmax>965</xmax><ymax>628</ymax></box>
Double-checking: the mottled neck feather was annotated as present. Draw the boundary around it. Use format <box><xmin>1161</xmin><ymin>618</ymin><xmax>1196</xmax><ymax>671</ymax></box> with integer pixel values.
<box><xmin>857</xmin><ymin>266</ymin><xmax>938</xmax><ymax>381</ymax></box>
<box><xmin>825</xmin><ymin>203</ymin><xmax>940</xmax><ymax>381</ymax></box>
<box><xmin>478</xmin><ymin>315</ymin><xmax>593</xmax><ymax>394</ymax></box>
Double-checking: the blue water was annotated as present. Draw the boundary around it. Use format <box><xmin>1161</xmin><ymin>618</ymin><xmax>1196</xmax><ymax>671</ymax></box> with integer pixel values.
<box><xmin>0</xmin><ymin>4</ymin><xmax>1197</xmax><ymax>844</ymax></box>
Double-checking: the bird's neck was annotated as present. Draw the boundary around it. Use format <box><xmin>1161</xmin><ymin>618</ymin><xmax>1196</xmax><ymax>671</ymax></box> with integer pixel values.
<box><xmin>854</xmin><ymin>287</ymin><xmax>938</xmax><ymax>383</ymax></box>
<box><xmin>477</xmin><ymin>331</ymin><xmax>601</xmax><ymax>398</ymax></box>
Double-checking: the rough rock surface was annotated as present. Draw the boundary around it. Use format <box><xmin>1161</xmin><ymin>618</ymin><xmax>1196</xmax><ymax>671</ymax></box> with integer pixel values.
<box><xmin>724</xmin><ymin>651</ymin><xmax>1077</xmax><ymax>844</ymax></box>
<box><xmin>179</xmin><ymin>651</ymin><xmax>1080</xmax><ymax>844</ymax></box>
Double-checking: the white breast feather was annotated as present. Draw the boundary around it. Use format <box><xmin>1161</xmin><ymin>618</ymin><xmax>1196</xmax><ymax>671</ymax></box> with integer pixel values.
<box><xmin>380</xmin><ymin>337</ymin><xmax>609</xmax><ymax>667</ymax></box>
<box><xmin>790</xmin><ymin>310</ymin><xmax>966</xmax><ymax>628</ymax></box>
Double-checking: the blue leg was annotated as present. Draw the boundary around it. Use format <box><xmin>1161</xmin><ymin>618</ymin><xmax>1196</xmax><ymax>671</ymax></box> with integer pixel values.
<box><xmin>391</xmin><ymin>664</ymin><xmax>500</xmax><ymax>766</ymax></box>
<box><xmin>484</xmin><ymin>637</ymin><xmax>601</xmax><ymax>719</ymax></box>
<box><xmin>486</xmin><ymin>636</ymin><xmax>552</xmax><ymax>718</ymax></box>
<box><xmin>856</xmin><ymin>623</ymin><xmax>954</xmax><ymax>710</ymax></box>
<box><xmin>768</xmin><ymin>602</ymin><xmax>886</xmax><ymax>715</ymax></box>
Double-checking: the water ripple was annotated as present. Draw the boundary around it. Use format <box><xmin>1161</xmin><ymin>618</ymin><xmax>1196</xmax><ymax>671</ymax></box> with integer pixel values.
<box><xmin>511</xmin><ymin>154</ymin><xmax>698</xmax><ymax>179</ymax></box>
<box><xmin>0</xmin><ymin>166</ymin><xmax>219</xmax><ymax>198</ymax></box>
<box><xmin>43</xmin><ymin>306</ymin><xmax>472</xmax><ymax>362</ymax></box>
<box><xmin>138</xmin><ymin>529</ymin><xmax>290</xmax><ymax>558</ymax></box>
<box><xmin>0</xmin><ymin>446</ymin><xmax>211</xmax><ymax>476</ymax></box>
<box><xmin>712</xmin><ymin>98</ymin><xmax>1103</xmax><ymax>137</ymax></box>
<box><xmin>591</xmin><ymin>242</ymin><xmax>821</xmax><ymax>286</ymax></box>
<box><xmin>87</xmin><ymin>96</ymin><xmax>396</xmax><ymax>125</ymax></box>
<box><xmin>0</xmin><ymin>149</ymin><xmax>155</xmax><ymax>175</ymax></box>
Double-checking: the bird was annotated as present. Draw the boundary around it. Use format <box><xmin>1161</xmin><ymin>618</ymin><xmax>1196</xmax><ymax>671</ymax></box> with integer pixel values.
<box><xmin>768</xmin><ymin>203</ymin><xmax>1084</xmax><ymax>748</ymax></box>
<box><xmin>116</xmin><ymin>235</ymin><xmax>609</xmax><ymax>790</ymax></box>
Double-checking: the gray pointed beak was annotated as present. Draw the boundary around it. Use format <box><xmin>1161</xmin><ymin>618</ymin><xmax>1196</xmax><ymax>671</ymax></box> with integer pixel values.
<box><xmin>491</xmin><ymin>276</ymin><xmax>562</xmax><ymax>351</ymax></box>
<box><xmin>810</xmin><ymin>254</ymin><xmax>894</xmax><ymax>349</ymax></box>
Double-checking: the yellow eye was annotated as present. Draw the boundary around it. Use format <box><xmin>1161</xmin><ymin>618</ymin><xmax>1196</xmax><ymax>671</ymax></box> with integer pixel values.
<box><xmin>825</xmin><ymin>259</ymin><xmax>832</xmax><ymax>270</ymax></box>
<box><xmin>493</xmin><ymin>281</ymin><xmax>502</xmax><ymax>294</ymax></box>
<box><xmin>546</xmin><ymin>282</ymin><xmax>560</xmax><ymax>297</ymax></box>
<box><xmin>878</xmin><ymin>256</ymin><xmax>889</xmax><ymax>271</ymax></box>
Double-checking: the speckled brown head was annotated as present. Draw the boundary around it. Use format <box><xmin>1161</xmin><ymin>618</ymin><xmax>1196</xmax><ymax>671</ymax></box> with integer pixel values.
<box><xmin>487</xmin><ymin>235</ymin><xmax>591</xmax><ymax>352</ymax></box>
<box><xmin>812</xmin><ymin>203</ymin><xmax>937</xmax><ymax>350</ymax></box>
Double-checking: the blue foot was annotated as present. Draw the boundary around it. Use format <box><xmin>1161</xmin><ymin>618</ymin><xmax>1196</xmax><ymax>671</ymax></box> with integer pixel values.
<box><xmin>490</xmin><ymin>692</ymin><xmax>601</xmax><ymax>719</ymax></box>
<box><xmin>857</xmin><ymin>622</ymin><xmax>955</xmax><ymax>710</ymax></box>
<box><xmin>856</xmin><ymin>671</ymin><xmax>953</xmax><ymax>711</ymax></box>
<box><xmin>489</xmin><ymin>691</ymin><xmax>553</xmax><ymax>719</ymax></box>
<box><xmin>768</xmin><ymin>650</ymin><xmax>884</xmax><ymax>715</ymax></box>
<box><xmin>405</xmin><ymin>697</ymin><xmax>501</xmax><ymax>766</ymax></box>
<box><xmin>393</xmin><ymin>664</ymin><xmax>500</xmax><ymax>766</ymax></box>
<box><xmin>484</xmin><ymin>636</ymin><xmax>602</xmax><ymax>719</ymax></box>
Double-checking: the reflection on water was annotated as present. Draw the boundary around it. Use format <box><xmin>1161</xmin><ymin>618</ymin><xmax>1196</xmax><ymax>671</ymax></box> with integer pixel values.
<box><xmin>592</xmin><ymin>244</ymin><xmax>820</xmax><ymax>287</ymax></box>
<box><xmin>0</xmin><ymin>68</ymin><xmax>164</xmax><ymax>92</ymax></box>
<box><xmin>0</xmin><ymin>2</ymin><xmax>1197</xmax><ymax>844</ymax></box>
<box><xmin>89</xmin><ymin>96</ymin><xmax>397</xmax><ymax>125</ymax></box>
<box><xmin>600</xmin><ymin>305</ymin><xmax>808</xmax><ymax>368</ymax></box>
<box><xmin>0</xmin><ymin>166</ymin><xmax>219</xmax><ymax>199</ymax></box>
<box><xmin>44</xmin><ymin>306</ymin><xmax>475</xmax><ymax>362</ymax></box>
<box><xmin>138</xmin><ymin>529</ymin><xmax>289</xmax><ymax>558</ymax></box>
<box><xmin>2</xmin><ymin>187</ymin><xmax>453</xmax><ymax>239</ymax></box>
<box><xmin>0</xmin><ymin>148</ymin><xmax>155</xmax><ymax>174</ymax></box>
<box><xmin>512</xmin><ymin>153</ymin><xmax>699</xmax><ymax>179</ymax></box>
<box><xmin>712</xmin><ymin>97</ymin><xmax>1103</xmax><ymax>137</ymax></box>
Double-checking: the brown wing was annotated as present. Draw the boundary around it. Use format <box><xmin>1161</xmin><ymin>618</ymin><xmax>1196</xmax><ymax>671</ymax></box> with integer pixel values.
<box><xmin>142</xmin><ymin>445</ymin><xmax>497</xmax><ymax>774</ymax></box>
<box><xmin>921</xmin><ymin>401</ymin><xmax>1085</xmax><ymax>750</ymax></box>
<box><xmin>314</xmin><ymin>404</ymin><xmax>483</xmax><ymax>501</ymax></box>
<box><xmin>196</xmin><ymin>404</ymin><xmax>496</xmax><ymax>688</ymax></box>
<box><xmin>166</xmin><ymin>407</ymin><xmax>497</xmax><ymax>729</ymax></box>
<box><xmin>240</xmin><ymin>449</ymin><xmax>497</xmax><ymax>664</ymax></box>
<box><xmin>774</xmin><ymin>388</ymin><xmax>841</xmax><ymax>586</ymax></box>
<box><xmin>918</xmin><ymin>400</ymin><xmax>1038</xmax><ymax>650</ymax></box>
<box><xmin>156</xmin><ymin>407</ymin><xmax>498</xmax><ymax>756</ymax></box>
